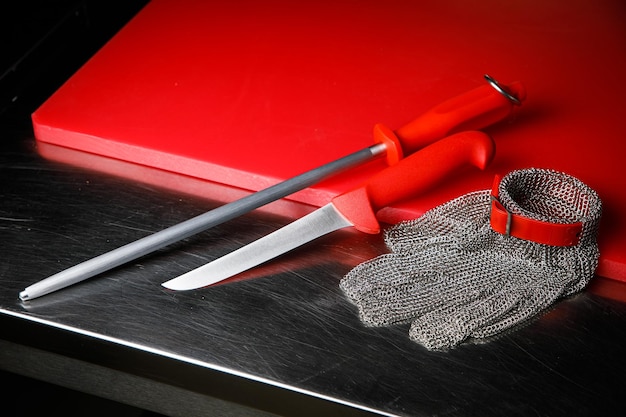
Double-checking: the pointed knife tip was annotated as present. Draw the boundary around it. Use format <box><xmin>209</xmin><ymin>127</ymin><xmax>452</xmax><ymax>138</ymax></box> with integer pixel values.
<box><xmin>161</xmin><ymin>280</ymin><xmax>189</xmax><ymax>291</ymax></box>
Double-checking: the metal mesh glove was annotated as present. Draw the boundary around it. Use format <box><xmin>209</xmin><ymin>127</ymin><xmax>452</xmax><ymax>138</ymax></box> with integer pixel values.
<box><xmin>340</xmin><ymin>168</ymin><xmax>602</xmax><ymax>350</ymax></box>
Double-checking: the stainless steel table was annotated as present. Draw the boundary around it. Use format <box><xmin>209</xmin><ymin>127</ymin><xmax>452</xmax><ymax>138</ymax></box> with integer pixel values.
<box><xmin>2</xmin><ymin>129</ymin><xmax>626</xmax><ymax>416</ymax></box>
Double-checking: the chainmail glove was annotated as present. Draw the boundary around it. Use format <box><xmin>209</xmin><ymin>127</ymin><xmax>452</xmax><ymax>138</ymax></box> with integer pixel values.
<box><xmin>340</xmin><ymin>168</ymin><xmax>602</xmax><ymax>350</ymax></box>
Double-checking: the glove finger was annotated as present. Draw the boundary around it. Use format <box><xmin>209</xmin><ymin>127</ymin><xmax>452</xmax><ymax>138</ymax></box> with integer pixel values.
<box><xmin>471</xmin><ymin>281</ymin><xmax>569</xmax><ymax>339</ymax></box>
<box><xmin>343</xmin><ymin>269</ymin><xmax>445</xmax><ymax>326</ymax></box>
<box><xmin>340</xmin><ymin>244</ymin><xmax>458</xmax><ymax>303</ymax></box>
<box><xmin>409</xmin><ymin>287</ymin><xmax>522</xmax><ymax>350</ymax></box>
<box><xmin>342</xmin><ymin>245</ymin><xmax>515</xmax><ymax>327</ymax></box>
<box><xmin>340</xmin><ymin>253</ymin><xmax>416</xmax><ymax>301</ymax></box>
<box><xmin>351</xmin><ymin>265</ymin><xmax>509</xmax><ymax>327</ymax></box>
<box><xmin>340</xmin><ymin>253</ymin><xmax>437</xmax><ymax>326</ymax></box>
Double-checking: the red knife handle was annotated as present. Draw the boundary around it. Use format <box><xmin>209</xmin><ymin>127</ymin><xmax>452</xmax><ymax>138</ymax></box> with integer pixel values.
<box><xmin>374</xmin><ymin>78</ymin><xmax>525</xmax><ymax>165</ymax></box>
<box><xmin>332</xmin><ymin>131</ymin><xmax>495</xmax><ymax>234</ymax></box>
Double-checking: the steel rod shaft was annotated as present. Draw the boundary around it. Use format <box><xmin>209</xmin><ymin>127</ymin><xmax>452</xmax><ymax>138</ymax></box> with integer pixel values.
<box><xmin>19</xmin><ymin>144</ymin><xmax>386</xmax><ymax>301</ymax></box>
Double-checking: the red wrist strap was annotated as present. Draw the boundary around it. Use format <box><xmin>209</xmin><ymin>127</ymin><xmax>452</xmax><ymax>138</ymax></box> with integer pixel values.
<box><xmin>489</xmin><ymin>175</ymin><xmax>582</xmax><ymax>247</ymax></box>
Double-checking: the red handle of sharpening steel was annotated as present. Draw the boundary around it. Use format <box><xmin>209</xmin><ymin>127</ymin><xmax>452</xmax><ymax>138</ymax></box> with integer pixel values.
<box><xmin>332</xmin><ymin>131</ymin><xmax>495</xmax><ymax>233</ymax></box>
<box><xmin>374</xmin><ymin>76</ymin><xmax>525</xmax><ymax>165</ymax></box>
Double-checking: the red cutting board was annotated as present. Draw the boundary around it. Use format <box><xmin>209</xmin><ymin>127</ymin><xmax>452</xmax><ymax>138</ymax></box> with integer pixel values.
<box><xmin>32</xmin><ymin>0</ymin><xmax>626</xmax><ymax>281</ymax></box>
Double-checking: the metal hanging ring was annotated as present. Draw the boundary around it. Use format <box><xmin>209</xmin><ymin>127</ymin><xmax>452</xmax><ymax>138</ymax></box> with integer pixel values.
<box><xmin>484</xmin><ymin>74</ymin><xmax>522</xmax><ymax>105</ymax></box>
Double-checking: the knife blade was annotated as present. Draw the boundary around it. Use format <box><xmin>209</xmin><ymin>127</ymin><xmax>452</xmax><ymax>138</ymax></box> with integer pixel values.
<box><xmin>162</xmin><ymin>130</ymin><xmax>495</xmax><ymax>291</ymax></box>
<box><xmin>19</xmin><ymin>75</ymin><xmax>523</xmax><ymax>301</ymax></box>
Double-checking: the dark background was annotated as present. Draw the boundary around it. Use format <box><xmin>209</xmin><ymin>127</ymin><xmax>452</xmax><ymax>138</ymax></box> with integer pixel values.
<box><xmin>1</xmin><ymin>0</ymin><xmax>147</xmax><ymax>128</ymax></box>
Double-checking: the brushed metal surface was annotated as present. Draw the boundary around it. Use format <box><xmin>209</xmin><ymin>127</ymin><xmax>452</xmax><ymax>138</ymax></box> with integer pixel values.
<box><xmin>2</xmin><ymin>135</ymin><xmax>626</xmax><ymax>416</ymax></box>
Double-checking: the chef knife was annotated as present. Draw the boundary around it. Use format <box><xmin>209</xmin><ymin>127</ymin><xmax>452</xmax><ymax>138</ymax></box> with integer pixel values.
<box><xmin>19</xmin><ymin>75</ymin><xmax>523</xmax><ymax>301</ymax></box>
<box><xmin>162</xmin><ymin>130</ymin><xmax>495</xmax><ymax>290</ymax></box>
